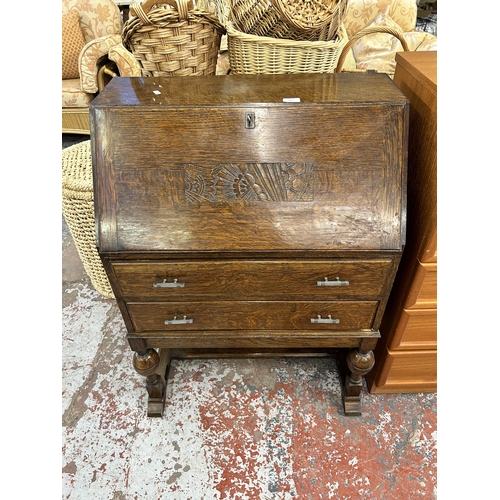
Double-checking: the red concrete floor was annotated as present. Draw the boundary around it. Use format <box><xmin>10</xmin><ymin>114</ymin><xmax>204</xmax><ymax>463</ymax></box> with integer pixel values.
<box><xmin>62</xmin><ymin>212</ymin><xmax>437</xmax><ymax>499</ymax></box>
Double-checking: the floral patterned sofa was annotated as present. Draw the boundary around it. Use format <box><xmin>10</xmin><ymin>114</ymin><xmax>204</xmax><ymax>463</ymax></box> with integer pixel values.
<box><xmin>62</xmin><ymin>0</ymin><xmax>123</xmax><ymax>133</ymax></box>
<box><xmin>109</xmin><ymin>0</ymin><xmax>436</xmax><ymax>78</ymax></box>
<box><xmin>339</xmin><ymin>0</ymin><xmax>437</xmax><ymax>74</ymax></box>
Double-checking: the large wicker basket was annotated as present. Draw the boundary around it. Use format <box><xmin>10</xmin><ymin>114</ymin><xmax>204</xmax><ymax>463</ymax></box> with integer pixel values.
<box><xmin>122</xmin><ymin>0</ymin><xmax>226</xmax><ymax>77</ymax></box>
<box><xmin>213</xmin><ymin>0</ymin><xmax>348</xmax><ymax>73</ymax></box>
<box><xmin>62</xmin><ymin>141</ymin><xmax>114</xmax><ymax>299</ymax></box>
<box><xmin>226</xmin><ymin>19</ymin><xmax>348</xmax><ymax>74</ymax></box>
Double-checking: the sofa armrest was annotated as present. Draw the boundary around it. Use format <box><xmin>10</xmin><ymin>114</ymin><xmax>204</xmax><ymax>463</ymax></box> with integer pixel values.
<box><xmin>108</xmin><ymin>43</ymin><xmax>143</xmax><ymax>77</ymax></box>
<box><xmin>79</xmin><ymin>34</ymin><xmax>122</xmax><ymax>93</ymax></box>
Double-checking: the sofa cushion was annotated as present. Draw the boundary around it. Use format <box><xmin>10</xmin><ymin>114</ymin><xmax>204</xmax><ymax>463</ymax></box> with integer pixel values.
<box><xmin>388</xmin><ymin>0</ymin><xmax>417</xmax><ymax>32</ymax></box>
<box><xmin>62</xmin><ymin>10</ymin><xmax>86</xmax><ymax>80</ymax></box>
<box><xmin>343</xmin><ymin>0</ymin><xmax>393</xmax><ymax>38</ymax></box>
<box><xmin>62</xmin><ymin>79</ymin><xmax>94</xmax><ymax>107</ymax></box>
<box><xmin>404</xmin><ymin>30</ymin><xmax>438</xmax><ymax>51</ymax></box>
<box><xmin>351</xmin><ymin>11</ymin><xmax>406</xmax><ymax>75</ymax></box>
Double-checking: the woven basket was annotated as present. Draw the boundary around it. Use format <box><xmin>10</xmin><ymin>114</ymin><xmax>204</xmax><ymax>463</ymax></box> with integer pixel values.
<box><xmin>226</xmin><ymin>19</ymin><xmax>348</xmax><ymax>73</ymax></box>
<box><xmin>334</xmin><ymin>25</ymin><xmax>410</xmax><ymax>73</ymax></box>
<box><xmin>62</xmin><ymin>141</ymin><xmax>114</xmax><ymax>299</ymax></box>
<box><xmin>122</xmin><ymin>0</ymin><xmax>226</xmax><ymax>77</ymax></box>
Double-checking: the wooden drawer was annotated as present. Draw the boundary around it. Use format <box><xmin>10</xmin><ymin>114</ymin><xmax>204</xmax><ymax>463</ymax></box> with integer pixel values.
<box><xmin>389</xmin><ymin>308</ymin><xmax>437</xmax><ymax>350</ymax></box>
<box><xmin>112</xmin><ymin>260</ymin><xmax>392</xmax><ymax>301</ymax></box>
<box><xmin>405</xmin><ymin>261</ymin><xmax>437</xmax><ymax>309</ymax></box>
<box><xmin>127</xmin><ymin>301</ymin><xmax>378</xmax><ymax>332</ymax></box>
<box><xmin>369</xmin><ymin>348</ymin><xmax>437</xmax><ymax>393</ymax></box>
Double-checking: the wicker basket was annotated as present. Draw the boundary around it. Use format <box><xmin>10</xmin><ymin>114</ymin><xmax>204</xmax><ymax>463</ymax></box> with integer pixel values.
<box><xmin>226</xmin><ymin>19</ymin><xmax>348</xmax><ymax>73</ymax></box>
<box><xmin>122</xmin><ymin>0</ymin><xmax>226</xmax><ymax>77</ymax></box>
<box><xmin>62</xmin><ymin>141</ymin><xmax>114</xmax><ymax>299</ymax></box>
<box><xmin>334</xmin><ymin>25</ymin><xmax>410</xmax><ymax>73</ymax></box>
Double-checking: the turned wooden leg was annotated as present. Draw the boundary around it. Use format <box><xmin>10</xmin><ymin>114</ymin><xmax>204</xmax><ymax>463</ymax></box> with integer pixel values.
<box><xmin>133</xmin><ymin>348</ymin><xmax>169</xmax><ymax>417</ymax></box>
<box><xmin>342</xmin><ymin>348</ymin><xmax>375</xmax><ymax>416</ymax></box>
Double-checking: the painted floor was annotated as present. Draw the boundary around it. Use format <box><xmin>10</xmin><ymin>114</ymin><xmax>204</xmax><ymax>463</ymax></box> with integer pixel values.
<box><xmin>62</xmin><ymin>135</ymin><xmax>437</xmax><ymax>500</ymax></box>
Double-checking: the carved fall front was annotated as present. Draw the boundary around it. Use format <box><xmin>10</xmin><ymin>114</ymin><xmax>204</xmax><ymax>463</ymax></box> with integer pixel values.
<box><xmin>184</xmin><ymin>163</ymin><xmax>315</xmax><ymax>202</ymax></box>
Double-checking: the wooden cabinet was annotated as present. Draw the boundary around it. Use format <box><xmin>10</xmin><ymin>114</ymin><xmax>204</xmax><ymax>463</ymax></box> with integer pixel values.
<box><xmin>90</xmin><ymin>73</ymin><xmax>408</xmax><ymax>416</ymax></box>
<box><xmin>367</xmin><ymin>51</ymin><xmax>437</xmax><ymax>394</ymax></box>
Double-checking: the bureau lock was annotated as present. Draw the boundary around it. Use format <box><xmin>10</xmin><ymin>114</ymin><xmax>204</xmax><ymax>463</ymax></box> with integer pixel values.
<box><xmin>245</xmin><ymin>112</ymin><xmax>255</xmax><ymax>129</ymax></box>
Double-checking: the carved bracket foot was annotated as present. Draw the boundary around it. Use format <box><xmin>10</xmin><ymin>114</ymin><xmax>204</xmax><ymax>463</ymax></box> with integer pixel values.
<box><xmin>341</xmin><ymin>348</ymin><xmax>375</xmax><ymax>416</ymax></box>
<box><xmin>133</xmin><ymin>348</ymin><xmax>171</xmax><ymax>417</ymax></box>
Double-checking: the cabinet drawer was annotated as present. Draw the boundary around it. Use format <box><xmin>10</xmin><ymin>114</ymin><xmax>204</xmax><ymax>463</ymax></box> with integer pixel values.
<box><xmin>127</xmin><ymin>301</ymin><xmax>378</xmax><ymax>332</ymax></box>
<box><xmin>369</xmin><ymin>348</ymin><xmax>437</xmax><ymax>393</ymax></box>
<box><xmin>112</xmin><ymin>260</ymin><xmax>392</xmax><ymax>301</ymax></box>
<box><xmin>389</xmin><ymin>308</ymin><xmax>437</xmax><ymax>350</ymax></box>
<box><xmin>405</xmin><ymin>261</ymin><xmax>437</xmax><ymax>309</ymax></box>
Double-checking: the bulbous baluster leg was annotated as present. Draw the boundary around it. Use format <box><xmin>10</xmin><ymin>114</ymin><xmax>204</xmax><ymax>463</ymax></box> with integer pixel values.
<box><xmin>133</xmin><ymin>348</ymin><xmax>167</xmax><ymax>417</ymax></box>
<box><xmin>342</xmin><ymin>348</ymin><xmax>375</xmax><ymax>416</ymax></box>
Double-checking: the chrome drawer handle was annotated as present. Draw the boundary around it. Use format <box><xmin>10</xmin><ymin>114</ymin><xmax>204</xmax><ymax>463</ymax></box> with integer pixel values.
<box><xmin>164</xmin><ymin>315</ymin><xmax>193</xmax><ymax>325</ymax></box>
<box><xmin>153</xmin><ymin>278</ymin><xmax>185</xmax><ymax>288</ymax></box>
<box><xmin>317</xmin><ymin>277</ymin><xmax>350</xmax><ymax>287</ymax></box>
<box><xmin>311</xmin><ymin>315</ymin><xmax>340</xmax><ymax>324</ymax></box>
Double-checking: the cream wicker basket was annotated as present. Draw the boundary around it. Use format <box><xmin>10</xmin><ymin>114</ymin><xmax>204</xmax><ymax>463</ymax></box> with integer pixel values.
<box><xmin>226</xmin><ymin>19</ymin><xmax>348</xmax><ymax>74</ymax></box>
<box><xmin>214</xmin><ymin>0</ymin><xmax>348</xmax><ymax>74</ymax></box>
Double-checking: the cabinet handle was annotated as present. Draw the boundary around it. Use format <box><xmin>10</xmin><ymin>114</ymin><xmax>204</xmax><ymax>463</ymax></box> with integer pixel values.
<box><xmin>153</xmin><ymin>278</ymin><xmax>185</xmax><ymax>288</ymax></box>
<box><xmin>317</xmin><ymin>277</ymin><xmax>350</xmax><ymax>287</ymax></box>
<box><xmin>311</xmin><ymin>315</ymin><xmax>340</xmax><ymax>324</ymax></box>
<box><xmin>164</xmin><ymin>315</ymin><xmax>193</xmax><ymax>325</ymax></box>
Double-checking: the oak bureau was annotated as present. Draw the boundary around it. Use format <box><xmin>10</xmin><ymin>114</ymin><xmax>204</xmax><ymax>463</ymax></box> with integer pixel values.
<box><xmin>90</xmin><ymin>73</ymin><xmax>408</xmax><ymax>417</ymax></box>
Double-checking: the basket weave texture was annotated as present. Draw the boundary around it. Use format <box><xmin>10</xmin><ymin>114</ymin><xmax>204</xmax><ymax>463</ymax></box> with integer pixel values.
<box><xmin>226</xmin><ymin>19</ymin><xmax>347</xmax><ymax>74</ymax></box>
<box><xmin>230</xmin><ymin>0</ymin><xmax>325</xmax><ymax>41</ymax></box>
<box><xmin>62</xmin><ymin>141</ymin><xmax>114</xmax><ymax>299</ymax></box>
<box><xmin>271</xmin><ymin>0</ymin><xmax>347</xmax><ymax>33</ymax></box>
<box><xmin>122</xmin><ymin>0</ymin><xmax>226</xmax><ymax>77</ymax></box>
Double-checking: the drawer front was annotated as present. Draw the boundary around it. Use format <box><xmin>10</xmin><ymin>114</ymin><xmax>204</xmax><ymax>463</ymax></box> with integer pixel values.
<box><xmin>127</xmin><ymin>301</ymin><xmax>378</xmax><ymax>332</ymax></box>
<box><xmin>112</xmin><ymin>260</ymin><xmax>392</xmax><ymax>301</ymax></box>
<box><xmin>405</xmin><ymin>261</ymin><xmax>437</xmax><ymax>309</ymax></box>
<box><xmin>369</xmin><ymin>348</ymin><xmax>437</xmax><ymax>394</ymax></box>
<box><xmin>389</xmin><ymin>308</ymin><xmax>437</xmax><ymax>350</ymax></box>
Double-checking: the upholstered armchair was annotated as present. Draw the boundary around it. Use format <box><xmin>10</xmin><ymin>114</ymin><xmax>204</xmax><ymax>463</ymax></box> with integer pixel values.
<box><xmin>62</xmin><ymin>0</ymin><xmax>123</xmax><ymax>134</ymax></box>
<box><xmin>338</xmin><ymin>0</ymin><xmax>437</xmax><ymax>75</ymax></box>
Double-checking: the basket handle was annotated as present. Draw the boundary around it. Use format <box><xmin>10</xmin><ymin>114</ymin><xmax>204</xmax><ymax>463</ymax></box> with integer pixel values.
<box><xmin>324</xmin><ymin>0</ymin><xmax>348</xmax><ymax>41</ymax></box>
<box><xmin>334</xmin><ymin>25</ymin><xmax>410</xmax><ymax>73</ymax></box>
<box><xmin>130</xmin><ymin>0</ymin><xmax>194</xmax><ymax>21</ymax></box>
